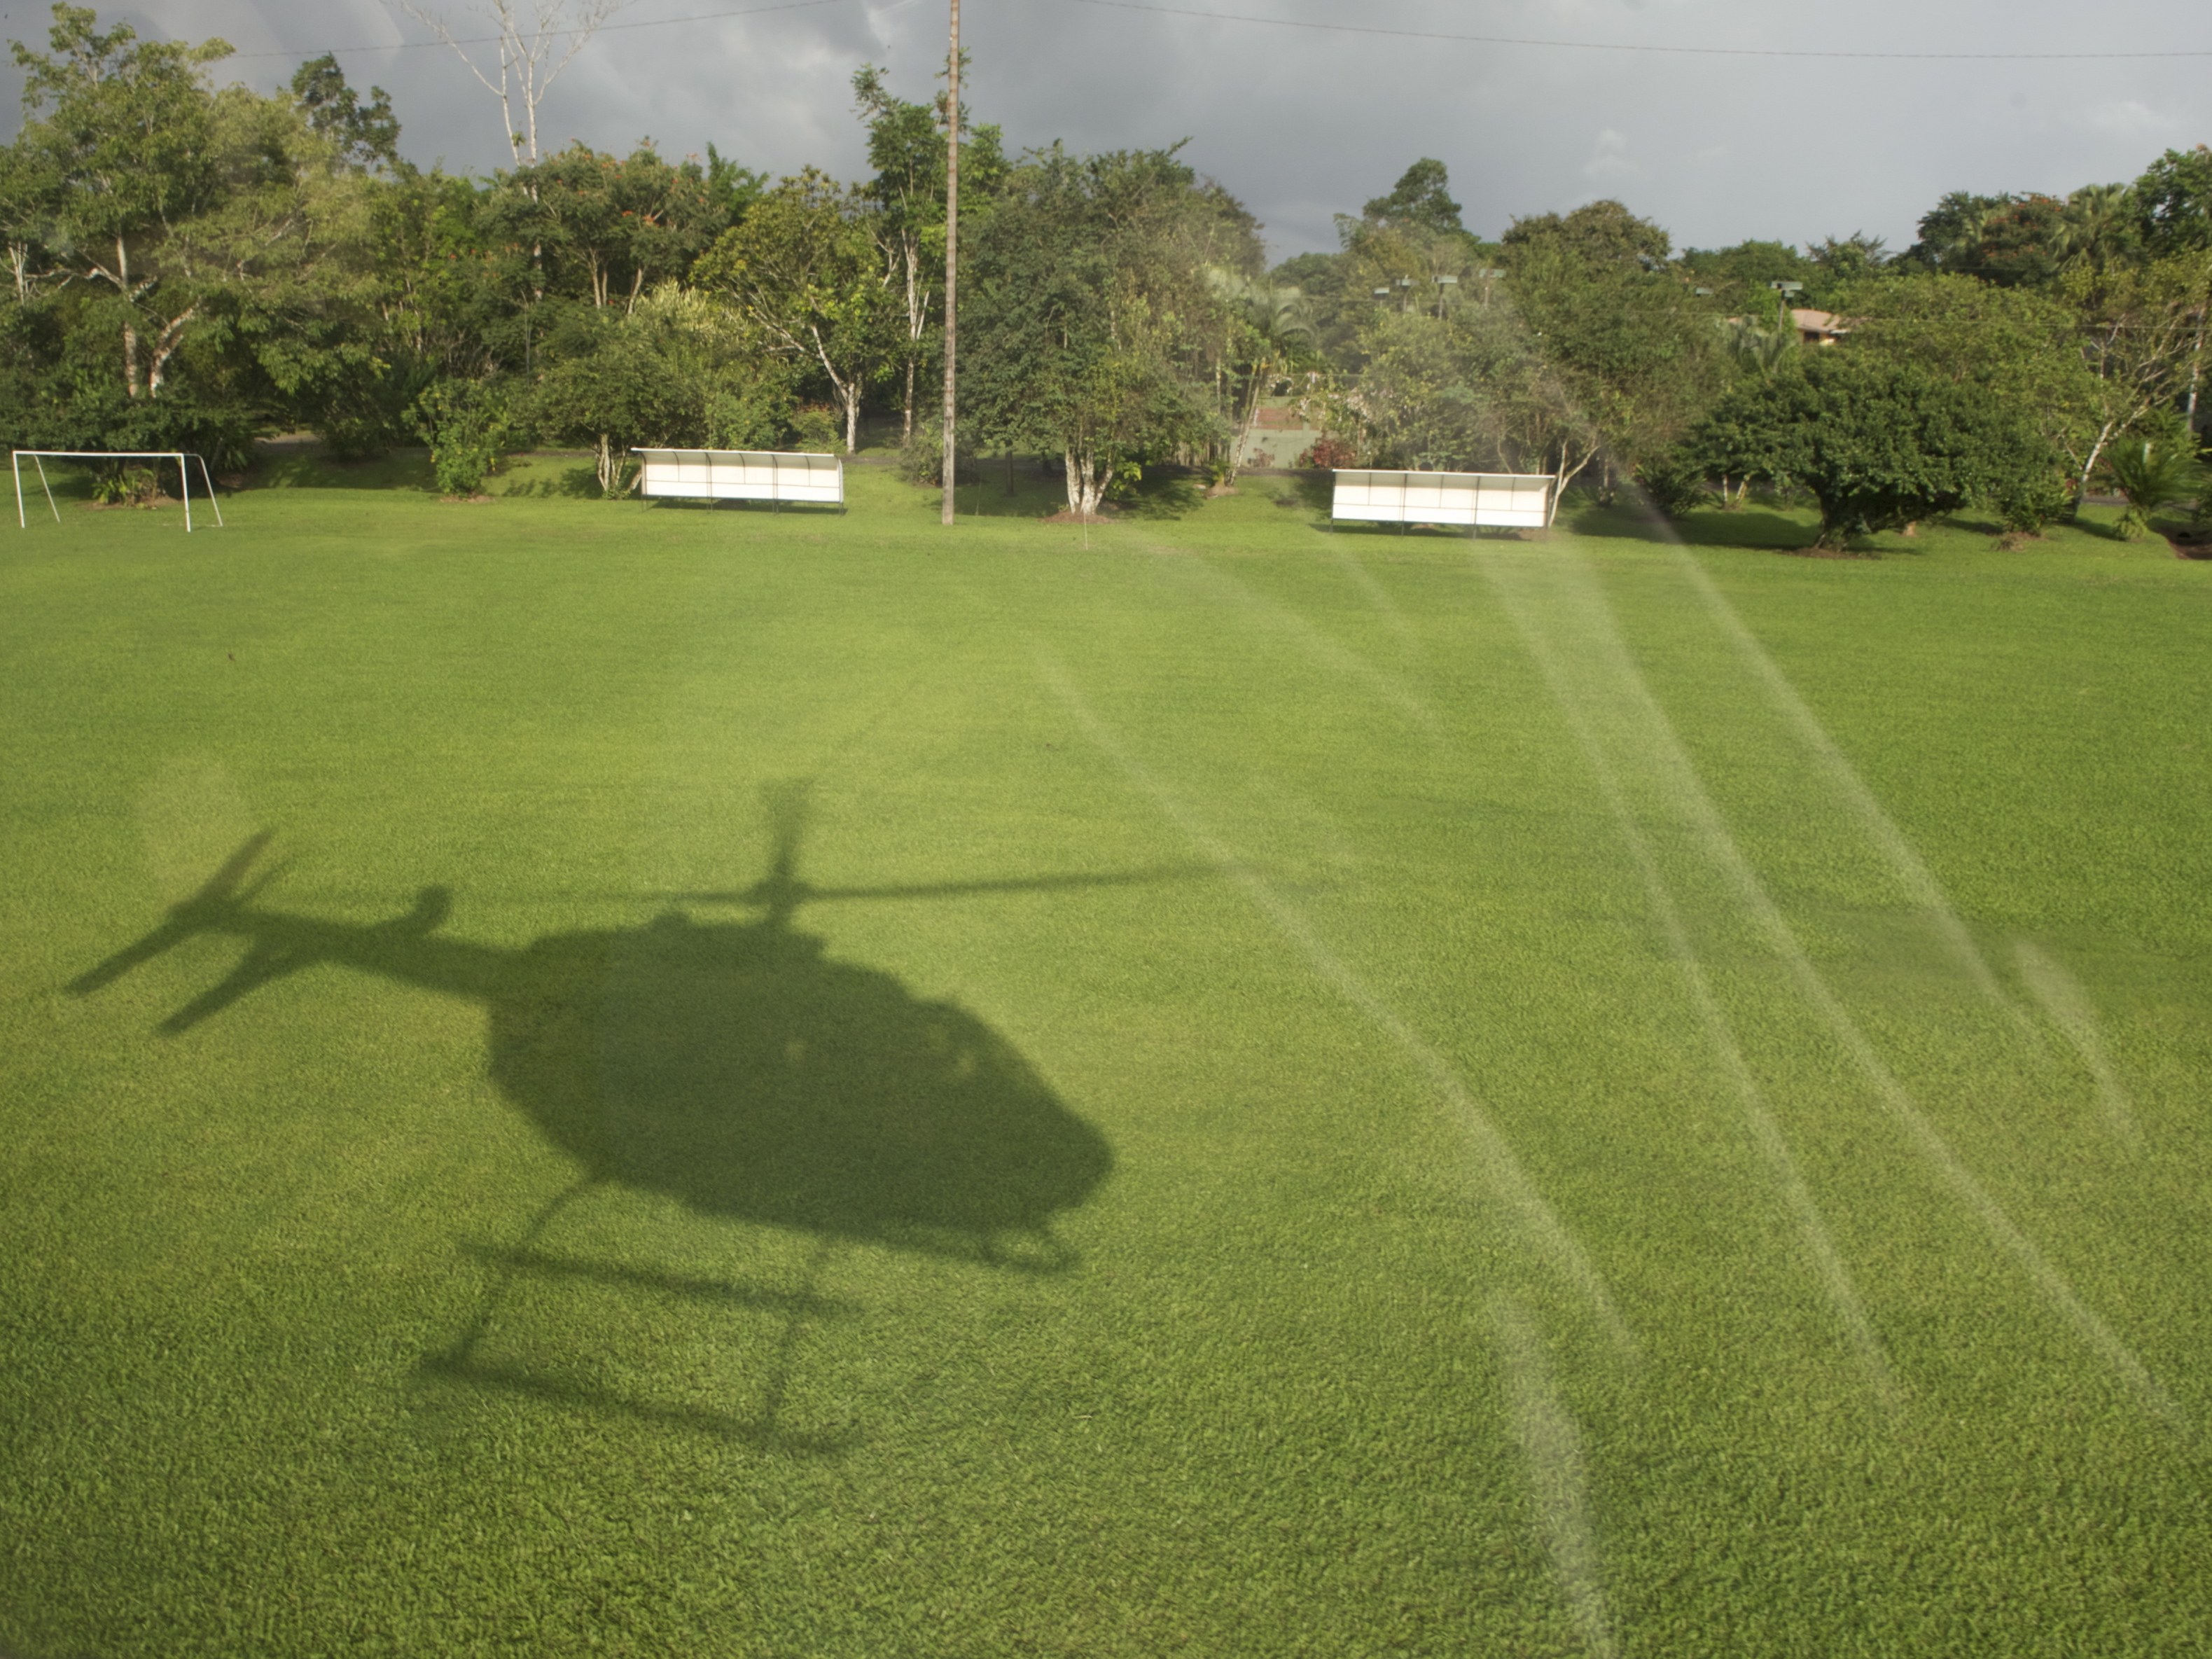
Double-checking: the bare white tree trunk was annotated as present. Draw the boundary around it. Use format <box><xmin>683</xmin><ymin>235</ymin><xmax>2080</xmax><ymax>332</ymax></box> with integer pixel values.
<box><xmin>2187</xmin><ymin>307</ymin><xmax>2207</xmax><ymax>429</ymax></box>
<box><xmin>146</xmin><ymin>307</ymin><xmax>198</xmax><ymax>394</ymax></box>
<box><xmin>2077</xmin><ymin>419</ymin><xmax>2121</xmax><ymax>501</ymax></box>
<box><xmin>902</xmin><ymin>241</ymin><xmax>921</xmax><ymax>441</ymax></box>
<box><xmin>1064</xmin><ymin>443</ymin><xmax>1108</xmax><ymax>516</ymax></box>
<box><xmin>404</xmin><ymin>0</ymin><xmax>631</xmax><ymax>165</ymax></box>
<box><xmin>596</xmin><ymin>433</ymin><xmax>639</xmax><ymax>497</ymax></box>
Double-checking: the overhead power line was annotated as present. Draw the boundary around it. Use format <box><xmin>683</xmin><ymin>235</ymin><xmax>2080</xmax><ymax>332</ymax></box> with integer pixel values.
<box><xmin>89</xmin><ymin>0</ymin><xmax>2212</xmax><ymax>68</ymax></box>
<box><xmin>1065</xmin><ymin>0</ymin><xmax>2212</xmax><ymax>60</ymax></box>
<box><xmin>212</xmin><ymin>0</ymin><xmax>852</xmax><ymax>62</ymax></box>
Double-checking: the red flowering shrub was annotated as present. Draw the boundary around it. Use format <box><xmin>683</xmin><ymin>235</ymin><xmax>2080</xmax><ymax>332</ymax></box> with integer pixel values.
<box><xmin>1295</xmin><ymin>437</ymin><xmax>1361</xmax><ymax>470</ymax></box>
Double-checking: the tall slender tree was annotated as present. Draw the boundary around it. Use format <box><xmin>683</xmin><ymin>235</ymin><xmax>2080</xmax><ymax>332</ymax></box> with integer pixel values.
<box><xmin>851</xmin><ymin>62</ymin><xmax>1005</xmax><ymax>443</ymax></box>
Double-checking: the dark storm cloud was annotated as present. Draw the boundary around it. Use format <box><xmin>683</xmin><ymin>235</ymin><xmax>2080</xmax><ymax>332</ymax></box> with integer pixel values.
<box><xmin>4</xmin><ymin>0</ymin><xmax>2205</xmax><ymax>258</ymax></box>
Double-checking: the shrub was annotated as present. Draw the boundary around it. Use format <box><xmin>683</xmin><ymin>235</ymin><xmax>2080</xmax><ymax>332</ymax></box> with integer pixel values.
<box><xmin>88</xmin><ymin>464</ymin><xmax>167</xmax><ymax>506</ymax></box>
<box><xmin>1101</xmin><ymin>457</ymin><xmax>1146</xmax><ymax>504</ymax></box>
<box><xmin>704</xmin><ymin>380</ymin><xmax>796</xmax><ymax>452</ymax></box>
<box><xmin>1634</xmin><ymin>452</ymin><xmax>1709</xmax><ymax>518</ymax></box>
<box><xmin>42</xmin><ymin>388</ymin><xmax>258</xmax><ymax>479</ymax></box>
<box><xmin>788</xmin><ymin>405</ymin><xmax>843</xmax><ymax>454</ymax></box>
<box><xmin>1991</xmin><ymin>466</ymin><xmax>2074</xmax><ymax>535</ymax></box>
<box><xmin>319</xmin><ymin>354</ymin><xmax>439</xmax><ymax>462</ymax></box>
<box><xmin>895</xmin><ymin>418</ymin><xmax>980</xmax><ymax>487</ymax></box>
<box><xmin>412</xmin><ymin>380</ymin><xmax>512</xmax><ymax>498</ymax></box>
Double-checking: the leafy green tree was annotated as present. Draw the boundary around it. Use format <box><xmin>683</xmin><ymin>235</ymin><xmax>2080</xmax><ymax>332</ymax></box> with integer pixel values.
<box><xmin>1679</xmin><ymin>238</ymin><xmax>1809</xmax><ymax>310</ymax></box>
<box><xmin>1346</xmin><ymin>290</ymin><xmax>1621</xmax><ymax>497</ymax></box>
<box><xmin>1717</xmin><ymin>314</ymin><xmax>1797</xmax><ymax>375</ymax></box>
<box><xmin>493</xmin><ymin>143</ymin><xmax>730</xmax><ymax>313</ymax></box>
<box><xmin>1693</xmin><ymin>352</ymin><xmax>2060</xmax><ymax>548</ymax></box>
<box><xmin>529</xmin><ymin>316</ymin><xmax>686</xmax><ymax>496</ymax></box>
<box><xmin>1349</xmin><ymin>307</ymin><xmax>1517</xmax><ymax>473</ymax></box>
<box><xmin>1269</xmin><ymin>250</ymin><xmax>1352</xmax><ymax>347</ymax></box>
<box><xmin>851</xmin><ymin>63</ymin><xmax>1008</xmax><ymax>442</ymax></box>
<box><xmin>6</xmin><ymin>5</ymin><xmax>237</xmax><ymax>403</ymax></box>
<box><xmin>1335</xmin><ymin>159</ymin><xmax>1493</xmax><ymax>335</ymax></box>
<box><xmin>2134</xmin><ymin>145</ymin><xmax>2212</xmax><ymax>257</ymax></box>
<box><xmin>1830</xmin><ymin>273</ymin><xmax>2098</xmax><ymax>502</ymax></box>
<box><xmin>692</xmin><ymin>167</ymin><xmax>895</xmax><ymax>453</ymax></box>
<box><xmin>1347</xmin><ymin>211</ymin><xmax>1713</xmax><ymax>501</ymax></box>
<box><xmin>1361</xmin><ymin>159</ymin><xmax>1468</xmax><ymax>240</ymax></box>
<box><xmin>1502</xmin><ymin>235</ymin><xmax>1720</xmax><ymax>495</ymax></box>
<box><xmin>700</xmin><ymin>144</ymin><xmax>767</xmax><ymax>229</ymax></box>
<box><xmin>2061</xmin><ymin>252</ymin><xmax>2212</xmax><ymax>490</ymax></box>
<box><xmin>529</xmin><ymin>283</ymin><xmax>791</xmax><ymax>494</ymax></box>
<box><xmin>2123</xmin><ymin>148</ymin><xmax>2212</xmax><ymax>429</ymax></box>
<box><xmin>195</xmin><ymin>90</ymin><xmax>386</xmax><ymax>433</ymax></box>
<box><xmin>289</xmin><ymin>54</ymin><xmax>400</xmax><ymax>173</ymax></box>
<box><xmin>1503</xmin><ymin>199</ymin><xmax>1671</xmax><ymax>270</ymax></box>
<box><xmin>359</xmin><ymin>165</ymin><xmax>506</xmax><ymax>376</ymax></box>
<box><xmin>1902</xmin><ymin>190</ymin><xmax>2068</xmax><ymax>287</ymax></box>
<box><xmin>3</xmin><ymin>7</ymin><xmax>385</xmax><ymax>460</ymax></box>
<box><xmin>964</xmin><ymin>144</ymin><xmax>1250</xmax><ymax>515</ymax></box>
<box><xmin>1786</xmin><ymin>232</ymin><xmax>1896</xmax><ymax>309</ymax></box>
<box><xmin>1900</xmin><ymin>190</ymin><xmax>2001</xmax><ymax>272</ymax></box>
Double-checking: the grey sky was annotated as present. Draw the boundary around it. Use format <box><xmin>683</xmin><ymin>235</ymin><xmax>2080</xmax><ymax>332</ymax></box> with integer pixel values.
<box><xmin>4</xmin><ymin>0</ymin><xmax>2205</xmax><ymax>260</ymax></box>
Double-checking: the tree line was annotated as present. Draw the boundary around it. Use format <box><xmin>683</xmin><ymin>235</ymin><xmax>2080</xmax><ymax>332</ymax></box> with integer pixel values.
<box><xmin>4</xmin><ymin>4</ymin><xmax>2208</xmax><ymax>536</ymax></box>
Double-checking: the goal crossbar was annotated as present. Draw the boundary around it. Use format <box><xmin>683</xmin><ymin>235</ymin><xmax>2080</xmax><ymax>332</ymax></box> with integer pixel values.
<box><xmin>13</xmin><ymin>451</ymin><xmax>226</xmax><ymax>532</ymax></box>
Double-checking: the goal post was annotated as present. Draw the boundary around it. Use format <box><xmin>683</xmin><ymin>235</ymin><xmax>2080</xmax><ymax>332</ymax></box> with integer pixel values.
<box><xmin>12</xmin><ymin>450</ymin><xmax>226</xmax><ymax>532</ymax></box>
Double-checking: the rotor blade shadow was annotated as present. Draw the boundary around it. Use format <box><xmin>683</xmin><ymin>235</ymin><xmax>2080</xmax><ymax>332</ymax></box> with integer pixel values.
<box><xmin>647</xmin><ymin>864</ymin><xmax>1211</xmax><ymax>908</ymax></box>
<box><xmin>67</xmin><ymin>829</ymin><xmax>281</xmax><ymax>995</ymax></box>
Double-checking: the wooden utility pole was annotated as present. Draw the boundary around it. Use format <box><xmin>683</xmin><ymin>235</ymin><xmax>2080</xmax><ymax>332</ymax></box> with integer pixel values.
<box><xmin>940</xmin><ymin>0</ymin><xmax>960</xmax><ymax>526</ymax></box>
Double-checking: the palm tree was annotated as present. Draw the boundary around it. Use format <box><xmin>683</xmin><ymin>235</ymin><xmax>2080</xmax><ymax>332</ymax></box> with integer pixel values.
<box><xmin>1718</xmin><ymin>314</ymin><xmax>1797</xmax><ymax>375</ymax></box>
<box><xmin>1205</xmin><ymin>268</ymin><xmax>1317</xmax><ymax>485</ymax></box>
<box><xmin>2057</xmin><ymin>183</ymin><xmax>2139</xmax><ymax>275</ymax></box>
<box><xmin>2104</xmin><ymin>434</ymin><xmax>2203</xmax><ymax>539</ymax></box>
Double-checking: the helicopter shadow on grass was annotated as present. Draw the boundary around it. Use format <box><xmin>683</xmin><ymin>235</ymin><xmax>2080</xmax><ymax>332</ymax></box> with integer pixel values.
<box><xmin>69</xmin><ymin>786</ymin><xmax>1169</xmax><ymax>1452</ymax></box>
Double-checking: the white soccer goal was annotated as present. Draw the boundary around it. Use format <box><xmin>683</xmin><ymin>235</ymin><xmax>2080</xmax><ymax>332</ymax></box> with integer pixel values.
<box><xmin>1330</xmin><ymin>468</ymin><xmax>1557</xmax><ymax>531</ymax></box>
<box><xmin>13</xmin><ymin>450</ymin><xmax>227</xmax><ymax>532</ymax></box>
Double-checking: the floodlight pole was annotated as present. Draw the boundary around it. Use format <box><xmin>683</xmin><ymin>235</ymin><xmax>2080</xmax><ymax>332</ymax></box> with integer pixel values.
<box><xmin>939</xmin><ymin>0</ymin><xmax>959</xmax><ymax>527</ymax></box>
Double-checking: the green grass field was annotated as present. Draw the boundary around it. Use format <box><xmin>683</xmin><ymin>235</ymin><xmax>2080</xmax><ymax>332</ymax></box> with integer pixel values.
<box><xmin>4</xmin><ymin>453</ymin><xmax>2209</xmax><ymax>1657</ymax></box>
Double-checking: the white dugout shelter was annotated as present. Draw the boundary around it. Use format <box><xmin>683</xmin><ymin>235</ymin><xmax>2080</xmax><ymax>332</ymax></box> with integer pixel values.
<box><xmin>633</xmin><ymin>448</ymin><xmax>844</xmax><ymax>511</ymax></box>
<box><xmin>1330</xmin><ymin>468</ymin><xmax>1555</xmax><ymax>531</ymax></box>
<box><xmin>14</xmin><ymin>450</ymin><xmax>226</xmax><ymax>532</ymax></box>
